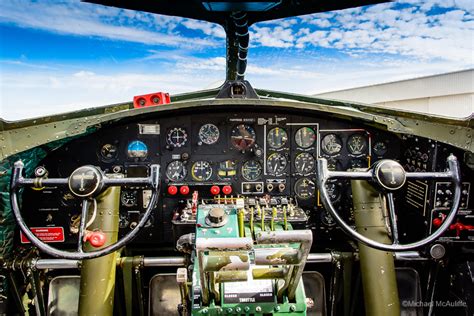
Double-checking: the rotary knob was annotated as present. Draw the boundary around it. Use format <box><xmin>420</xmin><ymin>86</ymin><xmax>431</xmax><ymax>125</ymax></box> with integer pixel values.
<box><xmin>206</xmin><ymin>207</ymin><xmax>227</xmax><ymax>227</ymax></box>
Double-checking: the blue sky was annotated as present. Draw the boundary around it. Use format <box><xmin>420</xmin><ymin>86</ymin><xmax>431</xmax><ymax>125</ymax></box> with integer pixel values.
<box><xmin>0</xmin><ymin>0</ymin><xmax>473</xmax><ymax>120</ymax></box>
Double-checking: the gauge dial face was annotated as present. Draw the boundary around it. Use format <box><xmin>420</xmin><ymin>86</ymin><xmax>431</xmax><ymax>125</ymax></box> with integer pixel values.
<box><xmin>321</xmin><ymin>211</ymin><xmax>336</xmax><ymax>226</ymax></box>
<box><xmin>294</xmin><ymin>152</ymin><xmax>315</xmax><ymax>174</ymax></box>
<box><xmin>294</xmin><ymin>178</ymin><xmax>316</xmax><ymax>199</ymax></box>
<box><xmin>350</xmin><ymin>158</ymin><xmax>366</xmax><ymax>169</ymax></box>
<box><xmin>199</xmin><ymin>124</ymin><xmax>220</xmax><ymax>145</ymax></box>
<box><xmin>241</xmin><ymin>160</ymin><xmax>262</xmax><ymax>181</ymax></box>
<box><xmin>119</xmin><ymin>214</ymin><xmax>130</xmax><ymax>229</ymax></box>
<box><xmin>127</xmin><ymin>140</ymin><xmax>148</xmax><ymax>158</ymax></box>
<box><xmin>373</xmin><ymin>141</ymin><xmax>388</xmax><ymax>156</ymax></box>
<box><xmin>231</xmin><ymin>124</ymin><xmax>256</xmax><ymax>151</ymax></box>
<box><xmin>321</xmin><ymin>134</ymin><xmax>342</xmax><ymax>156</ymax></box>
<box><xmin>121</xmin><ymin>190</ymin><xmax>137</xmax><ymax>207</ymax></box>
<box><xmin>267</xmin><ymin>127</ymin><xmax>288</xmax><ymax>149</ymax></box>
<box><xmin>347</xmin><ymin>134</ymin><xmax>367</xmax><ymax>155</ymax></box>
<box><xmin>166</xmin><ymin>160</ymin><xmax>187</xmax><ymax>182</ymax></box>
<box><xmin>191</xmin><ymin>161</ymin><xmax>212</xmax><ymax>181</ymax></box>
<box><xmin>218</xmin><ymin>160</ymin><xmax>237</xmax><ymax>180</ymax></box>
<box><xmin>266</xmin><ymin>153</ymin><xmax>288</xmax><ymax>176</ymax></box>
<box><xmin>325</xmin><ymin>182</ymin><xmax>341</xmax><ymax>202</ymax></box>
<box><xmin>100</xmin><ymin>143</ymin><xmax>118</xmax><ymax>161</ymax></box>
<box><xmin>167</xmin><ymin>127</ymin><xmax>188</xmax><ymax>148</ymax></box>
<box><xmin>295</xmin><ymin>127</ymin><xmax>316</xmax><ymax>149</ymax></box>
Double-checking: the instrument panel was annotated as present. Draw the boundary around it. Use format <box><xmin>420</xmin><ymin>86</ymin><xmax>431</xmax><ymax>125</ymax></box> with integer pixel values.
<box><xmin>27</xmin><ymin>106</ymin><xmax>467</xmax><ymax>248</ymax></box>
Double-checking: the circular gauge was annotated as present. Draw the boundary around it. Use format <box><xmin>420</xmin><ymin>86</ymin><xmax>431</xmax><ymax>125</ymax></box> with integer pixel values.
<box><xmin>294</xmin><ymin>152</ymin><xmax>315</xmax><ymax>174</ymax></box>
<box><xmin>295</xmin><ymin>127</ymin><xmax>316</xmax><ymax>149</ymax></box>
<box><xmin>267</xmin><ymin>127</ymin><xmax>288</xmax><ymax>149</ymax></box>
<box><xmin>166</xmin><ymin>160</ymin><xmax>187</xmax><ymax>182</ymax></box>
<box><xmin>373</xmin><ymin>141</ymin><xmax>388</xmax><ymax>156</ymax></box>
<box><xmin>294</xmin><ymin>178</ymin><xmax>316</xmax><ymax>199</ymax></box>
<box><xmin>326</xmin><ymin>182</ymin><xmax>341</xmax><ymax>203</ymax></box>
<box><xmin>119</xmin><ymin>214</ymin><xmax>130</xmax><ymax>229</ymax></box>
<box><xmin>241</xmin><ymin>160</ymin><xmax>262</xmax><ymax>181</ymax></box>
<box><xmin>327</xmin><ymin>159</ymin><xmax>342</xmax><ymax>171</ymax></box>
<box><xmin>350</xmin><ymin>158</ymin><xmax>366</xmax><ymax>169</ymax></box>
<box><xmin>167</xmin><ymin>127</ymin><xmax>188</xmax><ymax>148</ymax></box>
<box><xmin>266</xmin><ymin>153</ymin><xmax>288</xmax><ymax>176</ymax></box>
<box><xmin>218</xmin><ymin>160</ymin><xmax>237</xmax><ymax>180</ymax></box>
<box><xmin>121</xmin><ymin>190</ymin><xmax>137</xmax><ymax>207</ymax></box>
<box><xmin>199</xmin><ymin>124</ymin><xmax>220</xmax><ymax>145</ymax></box>
<box><xmin>231</xmin><ymin>124</ymin><xmax>256</xmax><ymax>151</ymax></box>
<box><xmin>127</xmin><ymin>140</ymin><xmax>148</xmax><ymax>158</ymax></box>
<box><xmin>347</xmin><ymin>134</ymin><xmax>367</xmax><ymax>155</ymax></box>
<box><xmin>191</xmin><ymin>161</ymin><xmax>212</xmax><ymax>181</ymax></box>
<box><xmin>321</xmin><ymin>134</ymin><xmax>342</xmax><ymax>156</ymax></box>
<box><xmin>321</xmin><ymin>211</ymin><xmax>336</xmax><ymax>227</ymax></box>
<box><xmin>100</xmin><ymin>143</ymin><xmax>118</xmax><ymax>161</ymax></box>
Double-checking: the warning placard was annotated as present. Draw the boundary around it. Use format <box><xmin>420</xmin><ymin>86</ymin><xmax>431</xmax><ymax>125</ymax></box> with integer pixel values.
<box><xmin>224</xmin><ymin>270</ymin><xmax>274</xmax><ymax>303</ymax></box>
<box><xmin>20</xmin><ymin>227</ymin><xmax>65</xmax><ymax>243</ymax></box>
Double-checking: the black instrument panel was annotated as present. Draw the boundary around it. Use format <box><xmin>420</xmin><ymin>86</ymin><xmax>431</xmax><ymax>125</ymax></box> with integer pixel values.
<box><xmin>21</xmin><ymin>106</ymin><xmax>473</xmax><ymax>248</ymax></box>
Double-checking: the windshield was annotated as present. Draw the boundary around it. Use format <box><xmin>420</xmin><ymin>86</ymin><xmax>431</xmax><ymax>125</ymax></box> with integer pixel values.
<box><xmin>0</xmin><ymin>0</ymin><xmax>472</xmax><ymax>120</ymax></box>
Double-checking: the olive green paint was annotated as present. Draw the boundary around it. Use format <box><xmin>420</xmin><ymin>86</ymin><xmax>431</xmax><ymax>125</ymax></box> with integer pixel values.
<box><xmin>351</xmin><ymin>180</ymin><xmax>400</xmax><ymax>316</ymax></box>
<box><xmin>79</xmin><ymin>186</ymin><xmax>120</xmax><ymax>316</ymax></box>
<box><xmin>1</xmin><ymin>96</ymin><xmax>471</xmax><ymax>162</ymax></box>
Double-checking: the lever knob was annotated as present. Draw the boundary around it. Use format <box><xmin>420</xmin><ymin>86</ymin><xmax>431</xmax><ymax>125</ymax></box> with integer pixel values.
<box><xmin>86</xmin><ymin>231</ymin><xmax>106</xmax><ymax>248</ymax></box>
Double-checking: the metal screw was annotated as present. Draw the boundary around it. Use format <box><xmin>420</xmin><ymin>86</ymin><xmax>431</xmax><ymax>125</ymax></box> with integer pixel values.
<box><xmin>290</xmin><ymin>305</ymin><xmax>296</xmax><ymax>311</ymax></box>
<box><xmin>244</xmin><ymin>306</ymin><xmax>250</xmax><ymax>312</ymax></box>
<box><xmin>235</xmin><ymin>307</ymin><xmax>241</xmax><ymax>313</ymax></box>
<box><xmin>202</xmin><ymin>308</ymin><xmax>208</xmax><ymax>314</ymax></box>
<box><xmin>274</xmin><ymin>305</ymin><xmax>281</xmax><ymax>312</ymax></box>
<box><xmin>227</xmin><ymin>308</ymin><xmax>233</xmax><ymax>314</ymax></box>
<box><xmin>255</xmin><ymin>306</ymin><xmax>262</xmax><ymax>312</ymax></box>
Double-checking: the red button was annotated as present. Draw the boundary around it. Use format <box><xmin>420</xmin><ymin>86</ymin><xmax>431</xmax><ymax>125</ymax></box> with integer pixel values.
<box><xmin>432</xmin><ymin>218</ymin><xmax>443</xmax><ymax>227</ymax></box>
<box><xmin>87</xmin><ymin>231</ymin><xmax>106</xmax><ymax>248</ymax></box>
<box><xmin>168</xmin><ymin>185</ymin><xmax>178</xmax><ymax>195</ymax></box>
<box><xmin>222</xmin><ymin>185</ymin><xmax>232</xmax><ymax>195</ymax></box>
<box><xmin>180</xmin><ymin>185</ymin><xmax>190</xmax><ymax>195</ymax></box>
<box><xmin>210</xmin><ymin>185</ymin><xmax>220</xmax><ymax>195</ymax></box>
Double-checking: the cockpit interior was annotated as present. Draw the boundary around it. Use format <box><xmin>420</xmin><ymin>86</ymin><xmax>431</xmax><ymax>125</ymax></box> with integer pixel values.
<box><xmin>0</xmin><ymin>1</ymin><xmax>473</xmax><ymax>316</ymax></box>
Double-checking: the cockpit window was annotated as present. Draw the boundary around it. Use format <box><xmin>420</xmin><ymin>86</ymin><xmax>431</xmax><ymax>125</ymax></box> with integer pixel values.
<box><xmin>0</xmin><ymin>0</ymin><xmax>472</xmax><ymax>120</ymax></box>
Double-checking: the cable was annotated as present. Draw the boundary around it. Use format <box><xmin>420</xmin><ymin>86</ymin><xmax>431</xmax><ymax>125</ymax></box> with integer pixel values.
<box><xmin>85</xmin><ymin>199</ymin><xmax>97</xmax><ymax>229</ymax></box>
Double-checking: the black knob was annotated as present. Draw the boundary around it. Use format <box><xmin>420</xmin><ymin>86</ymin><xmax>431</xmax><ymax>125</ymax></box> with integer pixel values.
<box><xmin>207</xmin><ymin>207</ymin><xmax>226</xmax><ymax>224</ymax></box>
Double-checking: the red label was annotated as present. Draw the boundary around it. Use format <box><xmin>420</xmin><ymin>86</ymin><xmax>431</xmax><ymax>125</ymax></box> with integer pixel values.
<box><xmin>20</xmin><ymin>227</ymin><xmax>65</xmax><ymax>244</ymax></box>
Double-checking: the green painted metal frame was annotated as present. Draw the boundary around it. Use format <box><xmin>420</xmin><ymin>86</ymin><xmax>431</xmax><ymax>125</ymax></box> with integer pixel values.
<box><xmin>1</xmin><ymin>91</ymin><xmax>471</xmax><ymax>164</ymax></box>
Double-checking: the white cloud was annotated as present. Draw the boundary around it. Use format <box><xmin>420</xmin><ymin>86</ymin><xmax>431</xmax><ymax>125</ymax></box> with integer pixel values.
<box><xmin>0</xmin><ymin>0</ymin><xmax>472</xmax><ymax>120</ymax></box>
<box><xmin>0</xmin><ymin>66</ymin><xmax>224</xmax><ymax>120</ymax></box>
<box><xmin>0</xmin><ymin>0</ymin><xmax>221</xmax><ymax>48</ymax></box>
<box><xmin>250</xmin><ymin>0</ymin><xmax>473</xmax><ymax>65</ymax></box>
<box><xmin>181</xmin><ymin>20</ymin><xmax>226</xmax><ymax>38</ymax></box>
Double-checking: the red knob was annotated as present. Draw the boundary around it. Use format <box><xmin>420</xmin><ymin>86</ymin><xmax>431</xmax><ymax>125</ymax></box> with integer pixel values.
<box><xmin>450</xmin><ymin>222</ymin><xmax>474</xmax><ymax>231</ymax></box>
<box><xmin>210</xmin><ymin>185</ymin><xmax>220</xmax><ymax>195</ymax></box>
<box><xmin>450</xmin><ymin>222</ymin><xmax>462</xmax><ymax>231</ymax></box>
<box><xmin>88</xmin><ymin>231</ymin><xmax>106</xmax><ymax>248</ymax></box>
<box><xmin>168</xmin><ymin>185</ymin><xmax>178</xmax><ymax>195</ymax></box>
<box><xmin>432</xmin><ymin>218</ymin><xmax>443</xmax><ymax>227</ymax></box>
<box><xmin>222</xmin><ymin>185</ymin><xmax>232</xmax><ymax>195</ymax></box>
<box><xmin>180</xmin><ymin>185</ymin><xmax>190</xmax><ymax>195</ymax></box>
